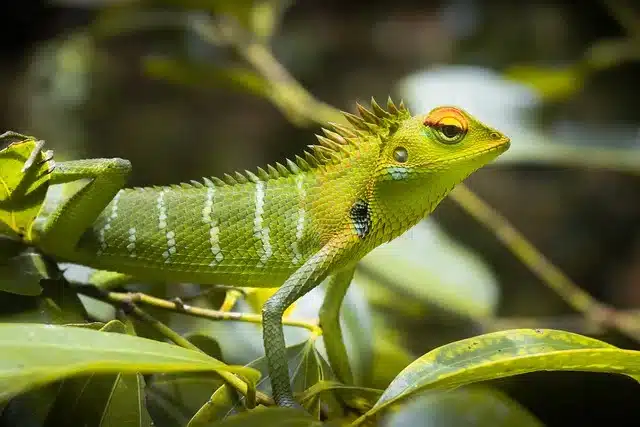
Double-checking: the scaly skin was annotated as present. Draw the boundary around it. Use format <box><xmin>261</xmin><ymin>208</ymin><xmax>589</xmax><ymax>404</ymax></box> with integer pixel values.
<box><xmin>22</xmin><ymin>98</ymin><xmax>510</xmax><ymax>408</ymax></box>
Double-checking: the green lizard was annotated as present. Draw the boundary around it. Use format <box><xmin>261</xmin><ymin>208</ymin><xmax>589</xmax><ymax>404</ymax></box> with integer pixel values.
<box><xmin>11</xmin><ymin>98</ymin><xmax>510</xmax><ymax>408</ymax></box>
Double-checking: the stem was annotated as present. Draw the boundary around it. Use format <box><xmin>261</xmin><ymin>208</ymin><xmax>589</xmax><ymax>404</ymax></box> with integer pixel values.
<box><xmin>113</xmin><ymin>291</ymin><xmax>322</xmax><ymax>336</ymax></box>
<box><xmin>75</xmin><ymin>285</ymin><xmax>275</xmax><ymax>406</ymax></box>
<box><xmin>450</xmin><ymin>183</ymin><xmax>640</xmax><ymax>342</ymax></box>
<box><xmin>190</xmin><ymin>16</ymin><xmax>344</xmax><ymax>127</ymax></box>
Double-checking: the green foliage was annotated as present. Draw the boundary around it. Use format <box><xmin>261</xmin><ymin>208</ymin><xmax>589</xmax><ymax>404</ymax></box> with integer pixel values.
<box><xmin>2</xmin><ymin>0</ymin><xmax>640</xmax><ymax>426</ymax></box>
<box><xmin>0</xmin><ymin>134</ymin><xmax>52</xmax><ymax>242</ymax></box>
<box><xmin>356</xmin><ymin>329</ymin><xmax>640</xmax><ymax>424</ymax></box>
<box><xmin>0</xmin><ymin>322</ymin><xmax>256</xmax><ymax>404</ymax></box>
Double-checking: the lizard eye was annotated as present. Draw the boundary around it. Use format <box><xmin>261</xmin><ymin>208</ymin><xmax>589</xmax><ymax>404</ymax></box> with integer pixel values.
<box><xmin>393</xmin><ymin>146</ymin><xmax>408</xmax><ymax>163</ymax></box>
<box><xmin>424</xmin><ymin>107</ymin><xmax>468</xmax><ymax>145</ymax></box>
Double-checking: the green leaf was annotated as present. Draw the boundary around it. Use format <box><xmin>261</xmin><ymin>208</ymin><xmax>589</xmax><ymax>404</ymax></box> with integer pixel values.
<box><xmin>0</xmin><ymin>278</ymin><xmax>87</xmax><ymax>324</ymax></box>
<box><xmin>0</xmin><ymin>240</ymin><xmax>46</xmax><ymax>296</ymax></box>
<box><xmin>187</xmin><ymin>333</ymin><xmax>224</xmax><ymax>360</ymax></box>
<box><xmin>200</xmin><ymin>407</ymin><xmax>321</xmax><ymax>427</ymax></box>
<box><xmin>358</xmin><ymin>329</ymin><xmax>640</xmax><ymax>422</ymax></box>
<box><xmin>146</xmin><ymin>373</ymin><xmax>224</xmax><ymax>427</ymax></box>
<box><xmin>188</xmin><ymin>339</ymin><xmax>336</xmax><ymax>426</ymax></box>
<box><xmin>326</xmin><ymin>280</ymin><xmax>374</xmax><ymax>387</ymax></box>
<box><xmin>0</xmin><ymin>323</ymin><xmax>258</xmax><ymax>403</ymax></box>
<box><xmin>381</xmin><ymin>386</ymin><xmax>543</xmax><ymax>427</ymax></box>
<box><xmin>0</xmin><ymin>135</ymin><xmax>53</xmax><ymax>241</ymax></box>
<box><xmin>0</xmin><ymin>383</ymin><xmax>61</xmax><ymax>427</ymax></box>
<box><xmin>299</xmin><ymin>381</ymin><xmax>382</xmax><ymax>415</ymax></box>
<box><xmin>44</xmin><ymin>320</ymin><xmax>153</xmax><ymax>427</ymax></box>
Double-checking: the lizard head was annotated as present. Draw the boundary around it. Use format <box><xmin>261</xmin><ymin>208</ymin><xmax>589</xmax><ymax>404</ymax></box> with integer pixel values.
<box><xmin>368</xmin><ymin>104</ymin><xmax>510</xmax><ymax>235</ymax></box>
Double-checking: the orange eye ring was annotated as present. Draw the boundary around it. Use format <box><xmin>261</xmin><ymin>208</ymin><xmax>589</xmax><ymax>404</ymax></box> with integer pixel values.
<box><xmin>424</xmin><ymin>107</ymin><xmax>468</xmax><ymax>144</ymax></box>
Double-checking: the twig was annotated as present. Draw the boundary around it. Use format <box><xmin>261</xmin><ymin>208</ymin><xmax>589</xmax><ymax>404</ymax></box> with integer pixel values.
<box><xmin>190</xmin><ymin>16</ymin><xmax>344</xmax><ymax>126</ymax></box>
<box><xmin>601</xmin><ymin>0</ymin><xmax>640</xmax><ymax>38</ymax></box>
<box><xmin>76</xmin><ymin>285</ymin><xmax>322</xmax><ymax>336</ymax></box>
<box><xmin>75</xmin><ymin>284</ymin><xmax>274</xmax><ymax>406</ymax></box>
<box><xmin>450</xmin><ymin>184</ymin><xmax>640</xmax><ymax>342</ymax></box>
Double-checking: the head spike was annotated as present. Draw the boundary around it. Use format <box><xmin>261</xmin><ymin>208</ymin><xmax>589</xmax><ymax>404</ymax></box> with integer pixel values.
<box><xmin>243</xmin><ymin>170</ymin><xmax>259</xmax><ymax>183</ymax></box>
<box><xmin>223</xmin><ymin>173</ymin><xmax>237</xmax><ymax>185</ymax></box>
<box><xmin>343</xmin><ymin>112</ymin><xmax>369</xmax><ymax>131</ymax></box>
<box><xmin>371</xmin><ymin>97</ymin><xmax>390</xmax><ymax>118</ymax></box>
<box><xmin>315</xmin><ymin>134</ymin><xmax>340</xmax><ymax>150</ymax></box>
<box><xmin>309</xmin><ymin>144</ymin><xmax>334</xmax><ymax>160</ymax></box>
<box><xmin>398</xmin><ymin>99</ymin><xmax>407</xmax><ymax>111</ymax></box>
<box><xmin>329</xmin><ymin>122</ymin><xmax>357</xmax><ymax>138</ymax></box>
<box><xmin>295</xmin><ymin>155</ymin><xmax>311</xmax><ymax>171</ymax></box>
<box><xmin>256</xmin><ymin>167</ymin><xmax>270</xmax><ymax>181</ymax></box>
<box><xmin>234</xmin><ymin>171</ymin><xmax>248</xmax><ymax>184</ymax></box>
<box><xmin>211</xmin><ymin>177</ymin><xmax>225</xmax><ymax>186</ymax></box>
<box><xmin>286</xmin><ymin>158</ymin><xmax>300</xmax><ymax>174</ymax></box>
<box><xmin>357</xmin><ymin>102</ymin><xmax>382</xmax><ymax>125</ymax></box>
<box><xmin>190</xmin><ymin>179</ymin><xmax>204</xmax><ymax>188</ymax></box>
<box><xmin>203</xmin><ymin>177</ymin><xmax>215</xmax><ymax>188</ymax></box>
<box><xmin>275</xmin><ymin>162</ymin><xmax>289</xmax><ymax>177</ymax></box>
<box><xmin>303</xmin><ymin>150</ymin><xmax>320</xmax><ymax>167</ymax></box>
<box><xmin>266</xmin><ymin>164</ymin><xmax>279</xmax><ymax>179</ymax></box>
<box><xmin>387</xmin><ymin>96</ymin><xmax>399</xmax><ymax>114</ymax></box>
<box><xmin>321</xmin><ymin>128</ymin><xmax>347</xmax><ymax>145</ymax></box>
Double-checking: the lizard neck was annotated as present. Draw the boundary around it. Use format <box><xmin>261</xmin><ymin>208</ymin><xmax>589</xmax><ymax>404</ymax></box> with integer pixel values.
<box><xmin>369</xmin><ymin>172</ymin><xmax>450</xmax><ymax>244</ymax></box>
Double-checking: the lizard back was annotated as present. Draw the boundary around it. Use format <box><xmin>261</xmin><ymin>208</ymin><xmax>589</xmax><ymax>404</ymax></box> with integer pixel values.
<box><xmin>76</xmin><ymin>172</ymin><xmax>327</xmax><ymax>287</ymax></box>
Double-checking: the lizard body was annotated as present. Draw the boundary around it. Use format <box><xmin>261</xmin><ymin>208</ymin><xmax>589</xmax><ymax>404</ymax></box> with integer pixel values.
<box><xmin>16</xmin><ymin>98</ymin><xmax>510</xmax><ymax>408</ymax></box>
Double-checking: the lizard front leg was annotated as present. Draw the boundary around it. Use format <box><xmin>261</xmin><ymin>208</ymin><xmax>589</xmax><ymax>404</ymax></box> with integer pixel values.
<box><xmin>262</xmin><ymin>234</ymin><xmax>358</xmax><ymax>408</ymax></box>
<box><xmin>29</xmin><ymin>158</ymin><xmax>131</xmax><ymax>257</ymax></box>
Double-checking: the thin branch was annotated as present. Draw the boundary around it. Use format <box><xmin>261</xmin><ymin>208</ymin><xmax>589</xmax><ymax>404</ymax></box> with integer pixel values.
<box><xmin>601</xmin><ymin>0</ymin><xmax>640</xmax><ymax>38</ymax></box>
<box><xmin>190</xmin><ymin>16</ymin><xmax>344</xmax><ymax>126</ymax></box>
<box><xmin>450</xmin><ymin>184</ymin><xmax>640</xmax><ymax>342</ymax></box>
<box><xmin>76</xmin><ymin>285</ymin><xmax>322</xmax><ymax>336</ymax></box>
<box><xmin>75</xmin><ymin>284</ymin><xmax>274</xmax><ymax>406</ymax></box>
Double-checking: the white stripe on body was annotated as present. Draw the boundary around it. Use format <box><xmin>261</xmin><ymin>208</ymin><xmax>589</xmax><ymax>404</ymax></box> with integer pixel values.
<box><xmin>202</xmin><ymin>184</ymin><xmax>223</xmax><ymax>266</ymax></box>
<box><xmin>157</xmin><ymin>190</ymin><xmax>176</xmax><ymax>263</ymax></box>
<box><xmin>291</xmin><ymin>174</ymin><xmax>306</xmax><ymax>265</ymax></box>
<box><xmin>254</xmin><ymin>181</ymin><xmax>272</xmax><ymax>267</ymax></box>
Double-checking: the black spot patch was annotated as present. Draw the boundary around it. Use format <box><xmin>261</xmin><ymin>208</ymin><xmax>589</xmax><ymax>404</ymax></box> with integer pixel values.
<box><xmin>350</xmin><ymin>199</ymin><xmax>371</xmax><ymax>239</ymax></box>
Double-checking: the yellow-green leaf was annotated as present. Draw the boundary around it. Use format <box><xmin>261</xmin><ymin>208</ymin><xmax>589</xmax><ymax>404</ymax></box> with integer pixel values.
<box><xmin>0</xmin><ymin>323</ymin><xmax>257</xmax><ymax>403</ymax></box>
<box><xmin>0</xmin><ymin>241</ymin><xmax>46</xmax><ymax>296</ymax></box>
<box><xmin>381</xmin><ymin>386</ymin><xmax>543</xmax><ymax>427</ymax></box>
<box><xmin>357</xmin><ymin>329</ymin><xmax>640</xmax><ymax>423</ymax></box>
<box><xmin>504</xmin><ymin>64</ymin><xmax>585</xmax><ymax>102</ymax></box>
<box><xmin>299</xmin><ymin>381</ymin><xmax>382</xmax><ymax>415</ymax></box>
<box><xmin>0</xmin><ymin>135</ymin><xmax>53</xmax><ymax>241</ymax></box>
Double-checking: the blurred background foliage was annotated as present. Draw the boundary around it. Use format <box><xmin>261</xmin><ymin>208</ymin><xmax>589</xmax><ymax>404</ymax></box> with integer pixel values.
<box><xmin>1</xmin><ymin>0</ymin><xmax>640</xmax><ymax>425</ymax></box>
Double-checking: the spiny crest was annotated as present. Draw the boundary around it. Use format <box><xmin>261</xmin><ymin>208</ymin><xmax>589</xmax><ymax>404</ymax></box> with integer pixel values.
<box><xmin>159</xmin><ymin>97</ymin><xmax>410</xmax><ymax>190</ymax></box>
